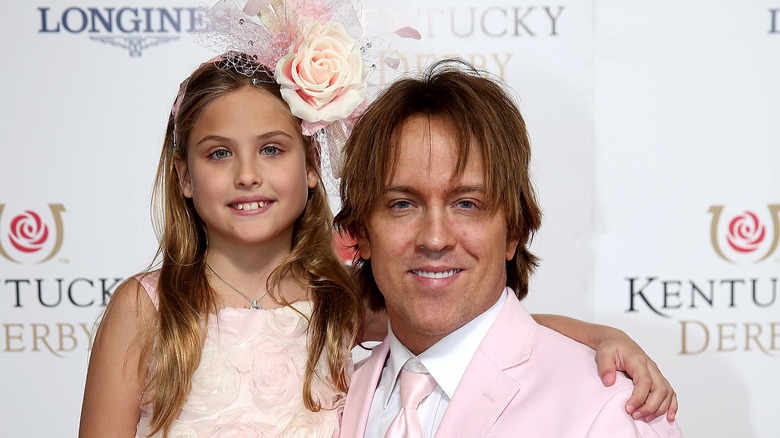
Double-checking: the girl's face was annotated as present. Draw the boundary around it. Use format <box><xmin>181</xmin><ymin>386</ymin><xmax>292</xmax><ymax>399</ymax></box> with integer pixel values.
<box><xmin>175</xmin><ymin>86</ymin><xmax>318</xmax><ymax>254</ymax></box>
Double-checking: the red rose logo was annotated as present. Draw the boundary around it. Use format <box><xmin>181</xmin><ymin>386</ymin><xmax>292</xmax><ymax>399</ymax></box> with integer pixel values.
<box><xmin>8</xmin><ymin>210</ymin><xmax>49</xmax><ymax>253</ymax></box>
<box><xmin>726</xmin><ymin>211</ymin><xmax>765</xmax><ymax>253</ymax></box>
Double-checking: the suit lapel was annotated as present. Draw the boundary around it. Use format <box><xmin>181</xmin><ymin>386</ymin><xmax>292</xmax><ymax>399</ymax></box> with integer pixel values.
<box><xmin>341</xmin><ymin>340</ymin><xmax>391</xmax><ymax>438</ymax></box>
<box><xmin>434</xmin><ymin>293</ymin><xmax>535</xmax><ymax>438</ymax></box>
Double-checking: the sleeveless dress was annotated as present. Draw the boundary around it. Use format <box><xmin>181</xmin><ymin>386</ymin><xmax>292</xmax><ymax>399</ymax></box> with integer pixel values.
<box><xmin>135</xmin><ymin>272</ymin><xmax>347</xmax><ymax>438</ymax></box>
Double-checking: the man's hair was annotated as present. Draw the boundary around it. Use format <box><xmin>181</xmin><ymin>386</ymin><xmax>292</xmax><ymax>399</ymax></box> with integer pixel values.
<box><xmin>335</xmin><ymin>58</ymin><xmax>542</xmax><ymax>311</ymax></box>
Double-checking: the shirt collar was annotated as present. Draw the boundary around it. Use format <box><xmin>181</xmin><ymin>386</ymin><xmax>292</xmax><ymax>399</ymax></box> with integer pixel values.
<box><xmin>383</xmin><ymin>288</ymin><xmax>508</xmax><ymax>405</ymax></box>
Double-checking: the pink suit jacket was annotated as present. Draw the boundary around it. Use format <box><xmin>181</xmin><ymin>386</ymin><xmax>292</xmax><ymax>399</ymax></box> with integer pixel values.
<box><xmin>341</xmin><ymin>291</ymin><xmax>683</xmax><ymax>437</ymax></box>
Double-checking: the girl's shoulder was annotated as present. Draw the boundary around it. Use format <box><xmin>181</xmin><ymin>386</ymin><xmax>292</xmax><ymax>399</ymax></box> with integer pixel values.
<box><xmin>101</xmin><ymin>270</ymin><xmax>160</xmax><ymax>320</ymax></box>
<box><xmin>133</xmin><ymin>270</ymin><xmax>161</xmax><ymax>310</ymax></box>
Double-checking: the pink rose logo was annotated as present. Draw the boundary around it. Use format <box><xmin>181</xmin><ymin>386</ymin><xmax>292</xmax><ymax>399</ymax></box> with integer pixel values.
<box><xmin>726</xmin><ymin>210</ymin><xmax>765</xmax><ymax>253</ymax></box>
<box><xmin>9</xmin><ymin>210</ymin><xmax>49</xmax><ymax>253</ymax></box>
<box><xmin>275</xmin><ymin>18</ymin><xmax>367</xmax><ymax>135</ymax></box>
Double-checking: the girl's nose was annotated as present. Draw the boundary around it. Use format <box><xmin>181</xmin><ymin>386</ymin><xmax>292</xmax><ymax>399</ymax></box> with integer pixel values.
<box><xmin>235</xmin><ymin>156</ymin><xmax>262</xmax><ymax>188</ymax></box>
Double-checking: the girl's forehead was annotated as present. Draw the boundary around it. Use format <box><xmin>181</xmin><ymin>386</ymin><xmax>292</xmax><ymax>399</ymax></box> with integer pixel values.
<box><xmin>192</xmin><ymin>87</ymin><xmax>301</xmax><ymax>139</ymax></box>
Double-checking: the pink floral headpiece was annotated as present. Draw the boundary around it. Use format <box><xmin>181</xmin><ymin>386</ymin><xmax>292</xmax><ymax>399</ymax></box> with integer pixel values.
<box><xmin>192</xmin><ymin>0</ymin><xmax>419</xmax><ymax>181</ymax></box>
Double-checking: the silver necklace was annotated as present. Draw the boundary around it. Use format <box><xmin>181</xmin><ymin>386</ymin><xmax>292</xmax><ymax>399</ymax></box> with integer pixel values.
<box><xmin>205</xmin><ymin>262</ymin><xmax>269</xmax><ymax>310</ymax></box>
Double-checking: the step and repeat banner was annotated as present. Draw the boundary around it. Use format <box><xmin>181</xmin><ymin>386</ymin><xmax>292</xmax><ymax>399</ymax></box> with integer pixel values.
<box><xmin>0</xmin><ymin>1</ymin><xmax>776</xmax><ymax>436</ymax></box>
<box><xmin>592</xmin><ymin>2</ymin><xmax>780</xmax><ymax>437</ymax></box>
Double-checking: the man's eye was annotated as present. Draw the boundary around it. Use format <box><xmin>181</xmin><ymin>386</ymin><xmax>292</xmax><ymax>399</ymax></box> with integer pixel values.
<box><xmin>261</xmin><ymin>146</ymin><xmax>280</xmax><ymax>156</ymax></box>
<box><xmin>456</xmin><ymin>200</ymin><xmax>476</xmax><ymax>209</ymax></box>
<box><xmin>391</xmin><ymin>201</ymin><xmax>412</xmax><ymax>209</ymax></box>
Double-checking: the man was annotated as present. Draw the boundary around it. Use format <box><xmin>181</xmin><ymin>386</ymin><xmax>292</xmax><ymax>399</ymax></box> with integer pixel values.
<box><xmin>335</xmin><ymin>59</ymin><xmax>683</xmax><ymax>437</ymax></box>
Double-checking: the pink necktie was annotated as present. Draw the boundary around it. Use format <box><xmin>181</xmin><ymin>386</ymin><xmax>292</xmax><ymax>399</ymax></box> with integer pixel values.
<box><xmin>384</xmin><ymin>370</ymin><xmax>438</xmax><ymax>438</ymax></box>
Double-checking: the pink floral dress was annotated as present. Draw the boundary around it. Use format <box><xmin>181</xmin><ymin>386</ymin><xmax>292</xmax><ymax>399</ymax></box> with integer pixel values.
<box><xmin>135</xmin><ymin>272</ymin><xmax>346</xmax><ymax>438</ymax></box>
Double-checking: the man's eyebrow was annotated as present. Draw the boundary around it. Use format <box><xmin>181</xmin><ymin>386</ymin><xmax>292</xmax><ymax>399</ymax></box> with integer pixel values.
<box><xmin>382</xmin><ymin>184</ymin><xmax>485</xmax><ymax>195</ymax></box>
<box><xmin>382</xmin><ymin>185</ymin><xmax>417</xmax><ymax>195</ymax></box>
<box><xmin>450</xmin><ymin>184</ymin><xmax>485</xmax><ymax>194</ymax></box>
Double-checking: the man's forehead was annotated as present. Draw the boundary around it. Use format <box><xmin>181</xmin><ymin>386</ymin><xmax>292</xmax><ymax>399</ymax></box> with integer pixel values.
<box><xmin>384</xmin><ymin>118</ymin><xmax>484</xmax><ymax>182</ymax></box>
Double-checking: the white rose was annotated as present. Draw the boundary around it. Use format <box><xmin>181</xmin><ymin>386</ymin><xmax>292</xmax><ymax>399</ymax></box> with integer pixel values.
<box><xmin>179</xmin><ymin>347</ymin><xmax>242</xmax><ymax>418</ymax></box>
<box><xmin>265</xmin><ymin>303</ymin><xmax>310</xmax><ymax>338</ymax></box>
<box><xmin>212</xmin><ymin>421</ymin><xmax>271</xmax><ymax>438</ymax></box>
<box><xmin>279</xmin><ymin>410</ymin><xmax>339</xmax><ymax>438</ymax></box>
<box><xmin>275</xmin><ymin>18</ymin><xmax>366</xmax><ymax>131</ymax></box>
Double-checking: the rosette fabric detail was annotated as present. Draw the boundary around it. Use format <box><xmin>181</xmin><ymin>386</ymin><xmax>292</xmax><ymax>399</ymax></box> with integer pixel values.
<box><xmin>135</xmin><ymin>301</ymin><xmax>347</xmax><ymax>438</ymax></box>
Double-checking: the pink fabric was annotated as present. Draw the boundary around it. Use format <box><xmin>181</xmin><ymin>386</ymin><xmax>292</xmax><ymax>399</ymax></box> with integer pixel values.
<box><xmin>133</xmin><ymin>271</ymin><xmax>346</xmax><ymax>438</ymax></box>
<box><xmin>341</xmin><ymin>290</ymin><xmax>684</xmax><ymax>438</ymax></box>
<box><xmin>384</xmin><ymin>370</ymin><xmax>437</xmax><ymax>438</ymax></box>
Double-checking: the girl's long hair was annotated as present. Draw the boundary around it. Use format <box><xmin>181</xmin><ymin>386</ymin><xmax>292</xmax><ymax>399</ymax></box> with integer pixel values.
<box><xmin>143</xmin><ymin>53</ymin><xmax>360</xmax><ymax>437</ymax></box>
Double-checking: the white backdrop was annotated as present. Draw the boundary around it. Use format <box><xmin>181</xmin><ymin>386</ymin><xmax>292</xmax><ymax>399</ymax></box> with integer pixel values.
<box><xmin>0</xmin><ymin>1</ymin><xmax>777</xmax><ymax>437</ymax></box>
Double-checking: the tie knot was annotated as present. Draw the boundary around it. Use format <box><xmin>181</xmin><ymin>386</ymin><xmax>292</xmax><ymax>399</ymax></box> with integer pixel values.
<box><xmin>399</xmin><ymin>369</ymin><xmax>437</xmax><ymax>410</ymax></box>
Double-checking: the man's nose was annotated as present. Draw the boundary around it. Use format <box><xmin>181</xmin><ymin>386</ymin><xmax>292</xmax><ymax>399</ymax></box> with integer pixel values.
<box><xmin>416</xmin><ymin>207</ymin><xmax>455</xmax><ymax>253</ymax></box>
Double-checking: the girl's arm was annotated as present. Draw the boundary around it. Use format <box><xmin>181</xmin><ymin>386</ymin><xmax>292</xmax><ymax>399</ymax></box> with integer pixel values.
<box><xmin>533</xmin><ymin>314</ymin><xmax>677</xmax><ymax>423</ymax></box>
<box><xmin>79</xmin><ymin>278</ymin><xmax>154</xmax><ymax>437</ymax></box>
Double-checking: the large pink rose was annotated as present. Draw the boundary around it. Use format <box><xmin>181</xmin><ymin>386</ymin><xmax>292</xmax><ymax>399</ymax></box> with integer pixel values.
<box><xmin>726</xmin><ymin>211</ymin><xmax>765</xmax><ymax>253</ymax></box>
<box><xmin>275</xmin><ymin>18</ymin><xmax>366</xmax><ymax>133</ymax></box>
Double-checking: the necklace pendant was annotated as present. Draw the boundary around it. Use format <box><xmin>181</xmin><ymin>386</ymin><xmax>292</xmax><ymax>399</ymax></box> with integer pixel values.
<box><xmin>251</xmin><ymin>300</ymin><xmax>261</xmax><ymax>310</ymax></box>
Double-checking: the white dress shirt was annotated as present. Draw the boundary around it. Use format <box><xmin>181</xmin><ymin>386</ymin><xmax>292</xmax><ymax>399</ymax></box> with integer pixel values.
<box><xmin>364</xmin><ymin>289</ymin><xmax>508</xmax><ymax>438</ymax></box>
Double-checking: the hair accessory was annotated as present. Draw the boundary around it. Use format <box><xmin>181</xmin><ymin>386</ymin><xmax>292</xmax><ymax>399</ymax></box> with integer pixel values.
<box><xmin>171</xmin><ymin>80</ymin><xmax>187</xmax><ymax>149</ymax></box>
<box><xmin>192</xmin><ymin>0</ymin><xmax>419</xmax><ymax>183</ymax></box>
<box><xmin>171</xmin><ymin>55</ymin><xmax>228</xmax><ymax>149</ymax></box>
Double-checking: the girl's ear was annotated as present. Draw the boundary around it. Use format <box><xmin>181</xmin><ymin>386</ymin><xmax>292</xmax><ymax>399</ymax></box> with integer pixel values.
<box><xmin>306</xmin><ymin>166</ymin><xmax>318</xmax><ymax>189</ymax></box>
<box><xmin>173</xmin><ymin>154</ymin><xmax>193</xmax><ymax>198</ymax></box>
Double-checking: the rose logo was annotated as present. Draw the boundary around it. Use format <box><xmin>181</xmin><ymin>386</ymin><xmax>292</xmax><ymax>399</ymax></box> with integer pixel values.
<box><xmin>275</xmin><ymin>17</ymin><xmax>367</xmax><ymax>135</ymax></box>
<box><xmin>725</xmin><ymin>211</ymin><xmax>765</xmax><ymax>253</ymax></box>
<box><xmin>8</xmin><ymin>210</ymin><xmax>49</xmax><ymax>253</ymax></box>
<box><xmin>0</xmin><ymin>204</ymin><xmax>65</xmax><ymax>264</ymax></box>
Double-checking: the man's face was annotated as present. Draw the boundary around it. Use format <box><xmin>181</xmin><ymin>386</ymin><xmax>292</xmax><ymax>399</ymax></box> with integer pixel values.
<box><xmin>357</xmin><ymin>116</ymin><xmax>518</xmax><ymax>355</ymax></box>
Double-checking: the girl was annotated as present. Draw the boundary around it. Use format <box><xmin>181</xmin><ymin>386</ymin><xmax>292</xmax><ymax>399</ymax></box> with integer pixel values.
<box><xmin>80</xmin><ymin>53</ymin><xmax>360</xmax><ymax>437</ymax></box>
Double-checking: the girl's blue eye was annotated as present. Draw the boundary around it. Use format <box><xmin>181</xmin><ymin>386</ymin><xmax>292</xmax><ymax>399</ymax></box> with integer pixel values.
<box><xmin>211</xmin><ymin>149</ymin><xmax>230</xmax><ymax>160</ymax></box>
<box><xmin>261</xmin><ymin>145</ymin><xmax>280</xmax><ymax>156</ymax></box>
<box><xmin>456</xmin><ymin>200</ymin><xmax>476</xmax><ymax>209</ymax></box>
<box><xmin>391</xmin><ymin>201</ymin><xmax>412</xmax><ymax>209</ymax></box>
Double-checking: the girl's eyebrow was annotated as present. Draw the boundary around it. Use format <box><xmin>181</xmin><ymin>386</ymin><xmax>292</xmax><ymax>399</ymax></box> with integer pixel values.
<box><xmin>194</xmin><ymin>130</ymin><xmax>295</xmax><ymax>146</ymax></box>
<box><xmin>255</xmin><ymin>130</ymin><xmax>295</xmax><ymax>141</ymax></box>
